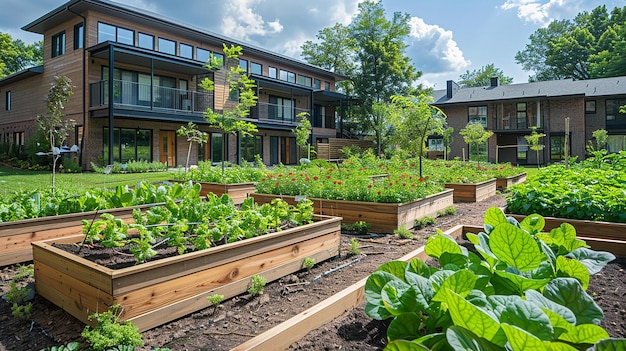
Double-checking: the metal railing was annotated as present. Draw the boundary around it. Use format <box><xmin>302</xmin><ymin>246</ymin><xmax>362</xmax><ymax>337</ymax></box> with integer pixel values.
<box><xmin>90</xmin><ymin>80</ymin><xmax>212</xmax><ymax>114</ymax></box>
<box><xmin>251</xmin><ymin>101</ymin><xmax>309</xmax><ymax>124</ymax></box>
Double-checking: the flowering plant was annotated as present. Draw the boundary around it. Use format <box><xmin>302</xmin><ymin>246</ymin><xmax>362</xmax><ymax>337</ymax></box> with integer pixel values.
<box><xmin>425</xmin><ymin>160</ymin><xmax>495</xmax><ymax>184</ymax></box>
<box><xmin>173</xmin><ymin>160</ymin><xmax>266</xmax><ymax>184</ymax></box>
<box><xmin>480</xmin><ymin>162</ymin><xmax>525</xmax><ymax>178</ymax></box>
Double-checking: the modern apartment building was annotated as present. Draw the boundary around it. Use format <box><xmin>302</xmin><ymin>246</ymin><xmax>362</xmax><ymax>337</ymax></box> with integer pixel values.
<box><xmin>0</xmin><ymin>0</ymin><xmax>355</xmax><ymax>168</ymax></box>
<box><xmin>432</xmin><ymin>77</ymin><xmax>626</xmax><ymax>165</ymax></box>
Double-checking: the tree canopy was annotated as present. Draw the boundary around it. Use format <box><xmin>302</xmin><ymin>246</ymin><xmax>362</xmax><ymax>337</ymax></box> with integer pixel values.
<box><xmin>515</xmin><ymin>5</ymin><xmax>626</xmax><ymax>81</ymax></box>
<box><xmin>458</xmin><ymin>64</ymin><xmax>513</xmax><ymax>87</ymax></box>
<box><xmin>300</xmin><ymin>0</ymin><xmax>422</xmax><ymax>137</ymax></box>
<box><xmin>0</xmin><ymin>32</ymin><xmax>43</xmax><ymax>78</ymax></box>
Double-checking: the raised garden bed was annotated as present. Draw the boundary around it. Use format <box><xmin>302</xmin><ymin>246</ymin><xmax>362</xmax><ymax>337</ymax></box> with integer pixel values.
<box><xmin>194</xmin><ymin>181</ymin><xmax>255</xmax><ymax>205</ymax></box>
<box><xmin>0</xmin><ymin>204</ymin><xmax>153</xmax><ymax>266</ymax></box>
<box><xmin>495</xmin><ymin>172</ymin><xmax>527</xmax><ymax>189</ymax></box>
<box><xmin>31</xmin><ymin>215</ymin><xmax>341</xmax><ymax>332</ymax></box>
<box><xmin>251</xmin><ymin>189</ymin><xmax>453</xmax><ymax>233</ymax></box>
<box><xmin>445</xmin><ymin>178</ymin><xmax>496</xmax><ymax>202</ymax></box>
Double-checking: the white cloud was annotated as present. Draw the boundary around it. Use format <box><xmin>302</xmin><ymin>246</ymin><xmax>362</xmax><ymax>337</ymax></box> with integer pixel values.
<box><xmin>500</xmin><ymin>0</ymin><xmax>579</xmax><ymax>26</ymax></box>
<box><xmin>407</xmin><ymin>17</ymin><xmax>470</xmax><ymax>73</ymax></box>
<box><xmin>221</xmin><ymin>0</ymin><xmax>284</xmax><ymax>41</ymax></box>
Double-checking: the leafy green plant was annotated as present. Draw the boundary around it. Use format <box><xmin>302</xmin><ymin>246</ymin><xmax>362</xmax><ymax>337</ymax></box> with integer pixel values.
<box><xmin>247</xmin><ymin>275</ymin><xmax>267</xmax><ymax>296</ymax></box>
<box><xmin>341</xmin><ymin>220</ymin><xmax>371</xmax><ymax>234</ymax></box>
<box><xmin>302</xmin><ymin>257</ymin><xmax>316</xmax><ymax>271</ymax></box>
<box><xmin>13</xmin><ymin>264</ymin><xmax>34</xmax><ymax>281</ymax></box>
<box><xmin>414</xmin><ymin>215</ymin><xmax>435</xmax><ymax>228</ymax></box>
<box><xmin>207</xmin><ymin>294</ymin><xmax>225</xmax><ymax>307</ymax></box>
<box><xmin>437</xmin><ymin>206</ymin><xmax>457</xmax><ymax>217</ymax></box>
<box><xmin>4</xmin><ymin>266</ymin><xmax>35</xmax><ymax>319</ymax></box>
<box><xmin>81</xmin><ymin>305</ymin><xmax>143</xmax><ymax>351</ymax></box>
<box><xmin>393</xmin><ymin>225</ymin><xmax>414</xmax><ymax>239</ymax></box>
<box><xmin>39</xmin><ymin>342</ymin><xmax>80</xmax><ymax>351</ymax></box>
<box><xmin>348</xmin><ymin>238</ymin><xmax>361</xmax><ymax>255</ymax></box>
<box><xmin>364</xmin><ymin>207</ymin><xmax>618</xmax><ymax>350</ymax></box>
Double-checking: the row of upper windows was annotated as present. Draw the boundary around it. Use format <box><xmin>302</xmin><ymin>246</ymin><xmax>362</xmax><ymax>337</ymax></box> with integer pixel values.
<box><xmin>50</xmin><ymin>21</ymin><xmax>333</xmax><ymax>91</ymax></box>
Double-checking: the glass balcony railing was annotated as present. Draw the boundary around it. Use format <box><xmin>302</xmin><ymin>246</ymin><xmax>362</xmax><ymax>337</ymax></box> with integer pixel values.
<box><xmin>250</xmin><ymin>101</ymin><xmax>310</xmax><ymax>124</ymax></box>
<box><xmin>90</xmin><ymin>80</ymin><xmax>212</xmax><ymax>114</ymax></box>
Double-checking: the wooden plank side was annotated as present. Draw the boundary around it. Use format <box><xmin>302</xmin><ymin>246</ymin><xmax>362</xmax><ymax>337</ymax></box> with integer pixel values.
<box><xmin>127</xmin><ymin>236</ymin><xmax>341</xmax><ymax>332</ymax></box>
<box><xmin>445</xmin><ymin>179</ymin><xmax>496</xmax><ymax>203</ymax></box>
<box><xmin>232</xmin><ymin>224</ymin><xmax>469</xmax><ymax>351</ymax></box>
<box><xmin>110</xmin><ymin>217</ymin><xmax>341</xmax><ymax>294</ymax></box>
<box><xmin>509</xmin><ymin>215</ymin><xmax>626</xmax><ymax>241</ymax></box>
<box><xmin>35</xmin><ymin>261</ymin><xmax>114</xmax><ymax>325</ymax></box>
<box><xmin>114</xmin><ymin>232</ymin><xmax>340</xmax><ymax>320</ymax></box>
<box><xmin>32</xmin><ymin>239</ymin><xmax>114</xmax><ymax>293</ymax></box>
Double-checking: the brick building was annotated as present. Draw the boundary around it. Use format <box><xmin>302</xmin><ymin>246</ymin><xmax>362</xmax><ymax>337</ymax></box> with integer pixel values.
<box><xmin>0</xmin><ymin>0</ymin><xmax>356</xmax><ymax>169</ymax></box>
<box><xmin>432</xmin><ymin>77</ymin><xmax>626</xmax><ymax>165</ymax></box>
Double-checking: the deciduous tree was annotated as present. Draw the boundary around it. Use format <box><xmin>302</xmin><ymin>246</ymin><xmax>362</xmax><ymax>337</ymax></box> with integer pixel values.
<box><xmin>458</xmin><ymin>64</ymin><xmax>513</xmax><ymax>87</ymax></box>
<box><xmin>0</xmin><ymin>32</ymin><xmax>43</xmax><ymax>77</ymax></box>
<box><xmin>459</xmin><ymin>123</ymin><xmax>493</xmax><ymax>165</ymax></box>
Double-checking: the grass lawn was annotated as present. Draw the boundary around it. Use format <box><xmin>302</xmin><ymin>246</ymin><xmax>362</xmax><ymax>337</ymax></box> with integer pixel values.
<box><xmin>0</xmin><ymin>165</ymin><xmax>175</xmax><ymax>196</ymax></box>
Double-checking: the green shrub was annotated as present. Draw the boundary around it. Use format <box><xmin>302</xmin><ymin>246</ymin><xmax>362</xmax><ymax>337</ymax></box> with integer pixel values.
<box><xmin>81</xmin><ymin>305</ymin><xmax>143</xmax><ymax>351</ymax></box>
<box><xmin>247</xmin><ymin>275</ymin><xmax>268</xmax><ymax>296</ymax></box>
<box><xmin>414</xmin><ymin>215</ymin><xmax>435</xmax><ymax>228</ymax></box>
<box><xmin>393</xmin><ymin>225</ymin><xmax>414</xmax><ymax>239</ymax></box>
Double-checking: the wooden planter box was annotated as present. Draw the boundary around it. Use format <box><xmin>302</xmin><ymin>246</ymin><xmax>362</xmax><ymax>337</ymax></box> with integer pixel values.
<box><xmin>0</xmin><ymin>204</ymin><xmax>156</xmax><ymax>266</ymax></box>
<box><xmin>171</xmin><ymin>181</ymin><xmax>255</xmax><ymax>205</ymax></box>
<box><xmin>32</xmin><ymin>215</ymin><xmax>341</xmax><ymax>332</ymax></box>
<box><xmin>508</xmin><ymin>213</ymin><xmax>626</xmax><ymax>256</ymax></box>
<box><xmin>445</xmin><ymin>178</ymin><xmax>497</xmax><ymax>202</ymax></box>
<box><xmin>251</xmin><ymin>189</ymin><xmax>454</xmax><ymax>233</ymax></box>
<box><xmin>495</xmin><ymin>172</ymin><xmax>527</xmax><ymax>189</ymax></box>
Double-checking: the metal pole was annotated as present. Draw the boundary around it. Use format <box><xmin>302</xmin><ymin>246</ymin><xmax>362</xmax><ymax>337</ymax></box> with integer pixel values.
<box><xmin>564</xmin><ymin>117</ymin><xmax>570</xmax><ymax>168</ymax></box>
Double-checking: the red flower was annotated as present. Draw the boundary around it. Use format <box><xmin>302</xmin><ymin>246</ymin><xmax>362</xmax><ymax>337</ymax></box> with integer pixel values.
<box><xmin>402</xmin><ymin>183</ymin><xmax>406</xmax><ymax>186</ymax></box>
<box><xmin>349</xmin><ymin>161</ymin><xmax>354</xmax><ymax>165</ymax></box>
<box><xmin>328</xmin><ymin>168</ymin><xmax>334</xmax><ymax>172</ymax></box>
<box><xmin>337</xmin><ymin>181</ymin><xmax>343</xmax><ymax>185</ymax></box>
<box><xmin>278</xmin><ymin>174</ymin><xmax>283</xmax><ymax>177</ymax></box>
<box><xmin>389</xmin><ymin>182</ymin><xmax>393</xmax><ymax>186</ymax></box>
<box><xmin>367</xmin><ymin>184</ymin><xmax>372</xmax><ymax>188</ymax></box>
<box><xmin>346</xmin><ymin>169</ymin><xmax>350</xmax><ymax>172</ymax></box>
<box><xmin>333</xmin><ymin>180</ymin><xmax>337</xmax><ymax>184</ymax></box>
<box><xmin>292</xmin><ymin>178</ymin><xmax>296</xmax><ymax>181</ymax></box>
<box><xmin>425</xmin><ymin>175</ymin><xmax>429</xmax><ymax>179</ymax></box>
<box><xmin>305</xmin><ymin>176</ymin><xmax>310</xmax><ymax>181</ymax></box>
<box><xmin>359</xmin><ymin>167</ymin><xmax>364</xmax><ymax>171</ymax></box>
<box><xmin>289</xmin><ymin>172</ymin><xmax>294</xmax><ymax>176</ymax></box>
<box><xmin>326</xmin><ymin>175</ymin><xmax>331</xmax><ymax>179</ymax></box>
<box><xmin>313</xmin><ymin>176</ymin><xmax>319</xmax><ymax>180</ymax></box>
<box><xmin>377</xmin><ymin>191</ymin><xmax>381</xmax><ymax>195</ymax></box>
<box><xmin>419</xmin><ymin>177</ymin><xmax>424</xmax><ymax>182</ymax></box>
<box><xmin>261</xmin><ymin>178</ymin><xmax>266</xmax><ymax>181</ymax></box>
<box><xmin>275</xmin><ymin>182</ymin><xmax>279</xmax><ymax>186</ymax></box>
<box><xmin>411</xmin><ymin>163</ymin><xmax>416</xmax><ymax>167</ymax></box>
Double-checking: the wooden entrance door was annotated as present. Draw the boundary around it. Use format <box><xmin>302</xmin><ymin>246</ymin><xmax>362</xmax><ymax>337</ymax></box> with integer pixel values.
<box><xmin>159</xmin><ymin>130</ymin><xmax>176</xmax><ymax>167</ymax></box>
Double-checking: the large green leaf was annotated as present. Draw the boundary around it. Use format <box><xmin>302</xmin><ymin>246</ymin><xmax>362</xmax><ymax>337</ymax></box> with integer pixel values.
<box><xmin>404</xmin><ymin>271</ymin><xmax>434</xmax><ymax>309</ymax></box>
<box><xmin>488</xmin><ymin>295</ymin><xmax>553</xmax><ymax>341</ymax></box>
<box><xmin>589</xmin><ymin>338</ymin><xmax>626</xmax><ymax>351</ymax></box>
<box><xmin>443</xmin><ymin>289</ymin><xmax>506</xmax><ymax>346</ymax></box>
<box><xmin>565</xmin><ymin>248</ymin><xmax>616</xmax><ymax>275</ymax></box>
<box><xmin>432</xmin><ymin>269</ymin><xmax>477</xmax><ymax>302</ymax></box>
<box><xmin>484</xmin><ymin>207</ymin><xmax>509</xmax><ymax>228</ymax></box>
<box><xmin>407</xmin><ymin>258</ymin><xmax>437</xmax><ymax>278</ymax></box>
<box><xmin>446</xmin><ymin>325</ymin><xmax>502</xmax><ymax>351</ymax></box>
<box><xmin>549</xmin><ymin>223</ymin><xmax>587</xmax><ymax>253</ymax></box>
<box><xmin>543</xmin><ymin>341</ymin><xmax>580</xmax><ymax>351</ymax></box>
<box><xmin>556</xmin><ymin>255</ymin><xmax>590</xmax><ymax>290</ymax></box>
<box><xmin>542</xmin><ymin>278</ymin><xmax>603</xmax><ymax>325</ymax></box>
<box><xmin>384</xmin><ymin>340</ymin><xmax>430</xmax><ymax>351</ymax></box>
<box><xmin>425</xmin><ymin>234</ymin><xmax>463</xmax><ymax>259</ymax></box>
<box><xmin>519</xmin><ymin>213</ymin><xmax>546</xmax><ymax>234</ymax></box>
<box><xmin>557</xmin><ymin>323</ymin><xmax>609</xmax><ymax>344</ymax></box>
<box><xmin>377</xmin><ymin>261</ymin><xmax>409</xmax><ymax>280</ymax></box>
<box><xmin>490</xmin><ymin>223</ymin><xmax>544</xmax><ymax>271</ymax></box>
<box><xmin>501</xmin><ymin>323</ymin><xmax>547</xmax><ymax>351</ymax></box>
<box><xmin>387</xmin><ymin>312</ymin><xmax>423</xmax><ymax>342</ymax></box>
<box><xmin>526</xmin><ymin>290</ymin><xmax>576</xmax><ymax>325</ymax></box>
<box><xmin>365</xmin><ymin>271</ymin><xmax>402</xmax><ymax>307</ymax></box>
<box><xmin>492</xmin><ymin>270</ymin><xmax>551</xmax><ymax>295</ymax></box>
<box><xmin>381</xmin><ymin>280</ymin><xmax>418</xmax><ymax>316</ymax></box>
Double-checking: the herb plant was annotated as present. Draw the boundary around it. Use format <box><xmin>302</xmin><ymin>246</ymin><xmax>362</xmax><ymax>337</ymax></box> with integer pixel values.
<box><xmin>348</xmin><ymin>238</ymin><xmax>361</xmax><ymax>255</ymax></box>
<box><xmin>365</xmin><ymin>207</ymin><xmax>620</xmax><ymax>350</ymax></box>
<box><xmin>394</xmin><ymin>225</ymin><xmax>414</xmax><ymax>239</ymax></box>
<box><xmin>207</xmin><ymin>294</ymin><xmax>225</xmax><ymax>307</ymax></box>
<box><xmin>81</xmin><ymin>304</ymin><xmax>143</xmax><ymax>351</ymax></box>
<box><xmin>248</xmin><ymin>275</ymin><xmax>268</xmax><ymax>296</ymax></box>
<box><xmin>302</xmin><ymin>257</ymin><xmax>316</xmax><ymax>271</ymax></box>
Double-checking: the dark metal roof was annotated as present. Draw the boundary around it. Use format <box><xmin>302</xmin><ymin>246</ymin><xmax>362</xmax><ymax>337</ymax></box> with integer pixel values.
<box><xmin>0</xmin><ymin>66</ymin><xmax>44</xmax><ymax>87</ymax></box>
<box><xmin>22</xmin><ymin>0</ymin><xmax>347</xmax><ymax>81</ymax></box>
<box><xmin>432</xmin><ymin>76</ymin><xmax>626</xmax><ymax>105</ymax></box>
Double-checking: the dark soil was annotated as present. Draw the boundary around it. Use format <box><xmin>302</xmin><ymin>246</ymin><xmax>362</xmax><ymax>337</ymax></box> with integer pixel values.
<box><xmin>1</xmin><ymin>194</ymin><xmax>624</xmax><ymax>351</ymax></box>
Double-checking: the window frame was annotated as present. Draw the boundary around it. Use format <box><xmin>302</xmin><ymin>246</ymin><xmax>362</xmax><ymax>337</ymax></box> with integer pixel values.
<box><xmin>97</xmin><ymin>22</ymin><xmax>135</xmax><ymax>45</ymax></box>
<box><xmin>250</xmin><ymin>62</ymin><xmax>262</xmax><ymax>75</ymax></box>
<box><xmin>468</xmin><ymin>105</ymin><xmax>488</xmax><ymax>127</ymax></box>
<box><xmin>52</xmin><ymin>31</ymin><xmax>66</xmax><ymax>57</ymax></box>
<box><xmin>157</xmin><ymin>37</ymin><xmax>177</xmax><ymax>55</ymax></box>
<box><xmin>179</xmin><ymin>43</ymin><xmax>193</xmax><ymax>59</ymax></box>
<box><xmin>268</xmin><ymin>66</ymin><xmax>277</xmax><ymax>79</ymax></box>
<box><xmin>138</xmin><ymin>32</ymin><xmax>154</xmax><ymax>50</ymax></box>
<box><xmin>314</xmin><ymin>79</ymin><xmax>321</xmax><ymax>89</ymax></box>
<box><xmin>298</xmin><ymin>74</ymin><xmax>312</xmax><ymax>87</ymax></box>
<box><xmin>239</xmin><ymin>59</ymin><xmax>248</xmax><ymax>74</ymax></box>
<box><xmin>196</xmin><ymin>48</ymin><xmax>210</xmax><ymax>63</ymax></box>
<box><xmin>5</xmin><ymin>91</ymin><xmax>11</xmax><ymax>111</ymax></box>
<box><xmin>585</xmin><ymin>100</ymin><xmax>596</xmax><ymax>114</ymax></box>
<box><xmin>73</xmin><ymin>23</ymin><xmax>84</xmax><ymax>50</ymax></box>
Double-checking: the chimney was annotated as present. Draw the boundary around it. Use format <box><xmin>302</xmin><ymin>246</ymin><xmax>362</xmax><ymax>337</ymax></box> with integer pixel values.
<box><xmin>446</xmin><ymin>80</ymin><xmax>459</xmax><ymax>98</ymax></box>
<box><xmin>490</xmin><ymin>77</ymin><xmax>499</xmax><ymax>87</ymax></box>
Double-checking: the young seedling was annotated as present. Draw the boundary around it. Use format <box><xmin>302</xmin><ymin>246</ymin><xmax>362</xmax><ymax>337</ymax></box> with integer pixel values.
<box><xmin>414</xmin><ymin>215</ymin><xmax>436</xmax><ymax>229</ymax></box>
<box><xmin>348</xmin><ymin>238</ymin><xmax>361</xmax><ymax>255</ymax></box>
<box><xmin>207</xmin><ymin>294</ymin><xmax>225</xmax><ymax>307</ymax></box>
<box><xmin>302</xmin><ymin>257</ymin><xmax>316</xmax><ymax>271</ymax></box>
<box><xmin>393</xmin><ymin>225</ymin><xmax>414</xmax><ymax>239</ymax></box>
<box><xmin>247</xmin><ymin>275</ymin><xmax>267</xmax><ymax>296</ymax></box>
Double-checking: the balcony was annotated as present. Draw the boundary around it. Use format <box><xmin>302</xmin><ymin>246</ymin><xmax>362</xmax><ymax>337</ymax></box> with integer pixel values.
<box><xmin>90</xmin><ymin>80</ymin><xmax>212</xmax><ymax>115</ymax></box>
<box><xmin>250</xmin><ymin>101</ymin><xmax>310</xmax><ymax>125</ymax></box>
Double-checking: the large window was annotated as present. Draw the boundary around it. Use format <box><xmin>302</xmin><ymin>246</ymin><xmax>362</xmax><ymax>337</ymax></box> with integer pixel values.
<box><xmin>516</xmin><ymin>103</ymin><xmax>527</xmax><ymax>129</ymax></box>
<box><xmin>158</xmin><ymin>37</ymin><xmax>176</xmax><ymax>55</ymax></box>
<box><xmin>468</xmin><ymin>106</ymin><xmax>487</xmax><ymax>127</ymax></box>
<box><xmin>313</xmin><ymin>105</ymin><xmax>325</xmax><ymax>128</ymax></box>
<box><xmin>550</xmin><ymin>135</ymin><xmax>567</xmax><ymax>161</ymax></box>
<box><xmin>279</xmin><ymin>69</ymin><xmax>295</xmax><ymax>83</ymax></box>
<box><xmin>52</xmin><ymin>31</ymin><xmax>65</xmax><ymax>57</ymax></box>
<box><xmin>607</xmin><ymin>134</ymin><xmax>626</xmax><ymax>153</ymax></box>
<box><xmin>269</xmin><ymin>96</ymin><xmax>294</xmax><ymax>121</ymax></box>
<box><xmin>239</xmin><ymin>59</ymin><xmax>248</xmax><ymax>73</ymax></box>
<box><xmin>250</xmin><ymin>62</ymin><xmax>262</xmax><ymax>75</ymax></box>
<box><xmin>517</xmin><ymin>136</ymin><xmax>528</xmax><ymax>163</ymax></box>
<box><xmin>298</xmin><ymin>75</ymin><xmax>312</xmax><ymax>87</ymax></box>
<box><xmin>324</xmin><ymin>81</ymin><xmax>331</xmax><ymax>91</ymax></box>
<box><xmin>97</xmin><ymin>23</ymin><xmax>134</xmax><ymax>45</ymax></box>
<box><xmin>74</xmin><ymin>23</ymin><xmax>83</xmax><ymax>49</ymax></box>
<box><xmin>138</xmin><ymin>32</ymin><xmax>154</xmax><ymax>50</ymax></box>
<box><xmin>240</xmin><ymin>135</ymin><xmax>262</xmax><ymax>162</ymax></box>
<box><xmin>5</xmin><ymin>91</ymin><xmax>10</xmax><ymax>111</ymax></box>
<box><xmin>268</xmin><ymin>66</ymin><xmax>277</xmax><ymax>79</ymax></box>
<box><xmin>103</xmin><ymin>127</ymin><xmax>152</xmax><ymax>163</ymax></box>
<box><xmin>180</xmin><ymin>43</ymin><xmax>193</xmax><ymax>59</ymax></box>
<box><xmin>197</xmin><ymin>48</ymin><xmax>210</xmax><ymax>63</ymax></box>
<box><xmin>314</xmin><ymin>79</ymin><xmax>321</xmax><ymax>89</ymax></box>
<box><xmin>211</xmin><ymin>132</ymin><xmax>223</xmax><ymax>162</ymax></box>
<box><xmin>606</xmin><ymin>99</ymin><xmax>626</xmax><ymax>129</ymax></box>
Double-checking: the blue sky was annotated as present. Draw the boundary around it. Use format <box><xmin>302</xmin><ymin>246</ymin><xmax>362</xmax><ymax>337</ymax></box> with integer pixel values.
<box><xmin>1</xmin><ymin>0</ymin><xmax>623</xmax><ymax>88</ymax></box>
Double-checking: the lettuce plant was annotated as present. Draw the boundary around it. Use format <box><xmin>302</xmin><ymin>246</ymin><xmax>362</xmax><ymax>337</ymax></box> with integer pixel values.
<box><xmin>364</xmin><ymin>207</ymin><xmax>623</xmax><ymax>350</ymax></box>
